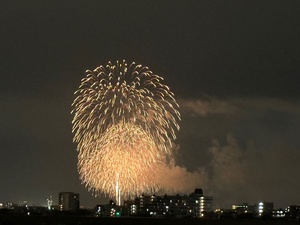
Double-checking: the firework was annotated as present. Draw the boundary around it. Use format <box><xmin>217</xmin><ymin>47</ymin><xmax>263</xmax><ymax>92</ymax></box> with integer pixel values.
<box><xmin>71</xmin><ymin>60</ymin><xmax>180</xmax><ymax>202</ymax></box>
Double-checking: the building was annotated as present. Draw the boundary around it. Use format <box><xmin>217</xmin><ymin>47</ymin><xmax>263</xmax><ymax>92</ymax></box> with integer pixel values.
<box><xmin>58</xmin><ymin>192</ymin><xmax>80</xmax><ymax>211</ymax></box>
<box><xmin>125</xmin><ymin>189</ymin><xmax>213</xmax><ymax>218</ymax></box>
<box><xmin>190</xmin><ymin>189</ymin><xmax>213</xmax><ymax>217</ymax></box>
<box><xmin>257</xmin><ymin>201</ymin><xmax>273</xmax><ymax>217</ymax></box>
<box><xmin>47</xmin><ymin>196</ymin><xmax>53</xmax><ymax>210</ymax></box>
<box><xmin>232</xmin><ymin>203</ymin><xmax>248</xmax><ymax>213</ymax></box>
<box><xmin>272</xmin><ymin>208</ymin><xmax>285</xmax><ymax>218</ymax></box>
<box><xmin>94</xmin><ymin>189</ymin><xmax>213</xmax><ymax>218</ymax></box>
<box><xmin>285</xmin><ymin>205</ymin><xmax>300</xmax><ymax>220</ymax></box>
<box><xmin>229</xmin><ymin>203</ymin><xmax>256</xmax><ymax>219</ymax></box>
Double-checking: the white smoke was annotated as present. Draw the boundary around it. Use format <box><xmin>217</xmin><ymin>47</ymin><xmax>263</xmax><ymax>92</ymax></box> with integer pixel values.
<box><xmin>157</xmin><ymin>96</ymin><xmax>300</xmax><ymax>208</ymax></box>
<box><xmin>178</xmin><ymin>97</ymin><xmax>235</xmax><ymax>116</ymax></box>
<box><xmin>157</xmin><ymin>161</ymin><xmax>209</xmax><ymax>194</ymax></box>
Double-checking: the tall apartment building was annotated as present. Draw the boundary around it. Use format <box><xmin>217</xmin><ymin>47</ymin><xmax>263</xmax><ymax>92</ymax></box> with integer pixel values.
<box><xmin>58</xmin><ymin>192</ymin><xmax>80</xmax><ymax>211</ymax></box>
<box><xmin>257</xmin><ymin>201</ymin><xmax>273</xmax><ymax>217</ymax></box>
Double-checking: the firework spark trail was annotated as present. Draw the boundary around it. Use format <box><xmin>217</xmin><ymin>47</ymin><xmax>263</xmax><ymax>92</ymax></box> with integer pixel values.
<box><xmin>71</xmin><ymin>60</ymin><xmax>180</xmax><ymax>200</ymax></box>
<box><xmin>78</xmin><ymin>123</ymin><xmax>162</xmax><ymax>198</ymax></box>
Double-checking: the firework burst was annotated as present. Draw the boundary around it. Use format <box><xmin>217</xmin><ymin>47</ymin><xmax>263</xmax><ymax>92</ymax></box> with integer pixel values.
<box><xmin>71</xmin><ymin>60</ymin><xmax>180</xmax><ymax>201</ymax></box>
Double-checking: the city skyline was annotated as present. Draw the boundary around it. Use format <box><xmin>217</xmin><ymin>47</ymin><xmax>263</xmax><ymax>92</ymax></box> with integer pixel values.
<box><xmin>1</xmin><ymin>1</ymin><xmax>300</xmax><ymax>209</ymax></box>
<box><xmin>0</xmin><ymin>188</ymin><xmax>298</xmax><ymax>216</ymax></box>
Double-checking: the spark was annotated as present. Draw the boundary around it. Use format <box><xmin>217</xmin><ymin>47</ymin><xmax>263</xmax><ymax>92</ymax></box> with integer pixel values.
<box><xmin>71</xmin><ymin>60</ymin><xmax>180</xmax><ymax>201</ymax></box>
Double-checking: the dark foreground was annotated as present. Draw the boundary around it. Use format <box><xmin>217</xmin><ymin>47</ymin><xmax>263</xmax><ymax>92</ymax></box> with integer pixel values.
<box><xmin>0</xmin><ymin>216</ymin><xmax>299</xmax><ymax>225</ymax></box>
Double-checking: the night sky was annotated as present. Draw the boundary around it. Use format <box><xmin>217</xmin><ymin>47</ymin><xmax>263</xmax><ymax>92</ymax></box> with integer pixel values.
<box><xmin>1</xmin><ymin>1</ymin><xmax>300</xmax><ymax>209</ymax></box>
